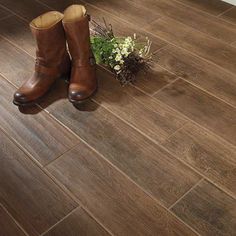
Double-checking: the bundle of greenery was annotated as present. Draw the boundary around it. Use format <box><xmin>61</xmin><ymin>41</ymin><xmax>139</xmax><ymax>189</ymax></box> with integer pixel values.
<box><xmin>90</xmin><ymin>19</ymin><xmax>152</xmax><ymax>85</ymax></box>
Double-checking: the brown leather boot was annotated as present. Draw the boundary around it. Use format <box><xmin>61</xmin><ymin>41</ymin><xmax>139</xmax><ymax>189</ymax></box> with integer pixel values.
<box><xmin>13</xmin><ymin>11</ymin><xmax>71</xmax><ymax>106</ymax></box>
<box><xmin>63</xmin><ymin>5</ymin><xmax>97</xmax><ymax>104</ymax></box>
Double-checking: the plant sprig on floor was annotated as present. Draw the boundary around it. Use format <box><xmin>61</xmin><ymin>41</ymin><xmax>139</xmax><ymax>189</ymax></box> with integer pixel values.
<box><xmin>91</xmin><ymin>19</ymin><xmax>152</xmax><ymax>85</ymax></box>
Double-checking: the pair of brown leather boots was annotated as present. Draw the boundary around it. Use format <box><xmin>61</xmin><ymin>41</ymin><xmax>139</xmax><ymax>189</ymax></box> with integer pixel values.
<box><xmin>13</xmin><ymin>5</ymin><xmax>97</xmax><ymax>106</ymax></box>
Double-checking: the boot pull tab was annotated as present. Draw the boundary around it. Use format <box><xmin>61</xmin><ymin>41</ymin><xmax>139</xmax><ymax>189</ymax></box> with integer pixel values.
<box><xmin>87</xmin><ymin>14</ymin><xmax>91</xmax><ymax>21</ymax></box>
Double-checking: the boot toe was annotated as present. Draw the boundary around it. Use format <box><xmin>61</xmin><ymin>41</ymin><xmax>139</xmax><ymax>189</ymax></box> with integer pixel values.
<box><xmin>14</xmin><ymin>92</ymin><xmax>28</xmax><ymax>103</ymax></box>
<box><xmin>69</xmin><ymin>89</ymin><xmax>89</xmax><ymax>102</ymax></box>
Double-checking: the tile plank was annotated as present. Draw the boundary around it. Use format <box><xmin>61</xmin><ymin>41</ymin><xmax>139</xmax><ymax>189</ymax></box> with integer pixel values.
<box><xmin>47</xmin><ymin>142</ymin><xmax>197</xmax><ymax>236</ymax></box>
<box><xmin>0</xmin><ymin>205</ymin><xmax>26</xmax><ymax>236</ymax></box>
<box><xmin>145</xmin><ymin>17</ymin><xmax>236</xmax><ymax>74</ymax></box>
<box><xmin>174</xmin><ymin>0</ymin><xmax>233</xmax><ymax>16</ymax></box>
<box><xmin>163</xmin><ymin>123</ymin><xmax>236</xmax><ymax>197</ymax></box>
<box><xmin>94</xmin><ymin>67</ymin><xmax>185</xmax><ymax>143</ymax></box>
<box><xmin>0</xmin><ymin>0</ymin><xmax>50</xmax><ymax>21</ymax></box>
<box><xmin>154</xmin><ymin>45</ymin><xmax>236</xmax><ymax>107</ymax></box>
<box><xmin>172</xmin><ymin>180</ymin><xmax>236</xmax><ymax>236</ymax></box>
<box><xmin>219</xmin><ymin>6</ymin><xmax>236</xmax><ymax>25</ymax></box>
<box><xmin>44</xmin><ymin>208</ymin><xmax>110</xmax><ymax>236</ymax></box>
<box><xmin>84</xmin><ymin>0</ymin><xmax>160</xmax><ymax>27</ymax></box>
<box><xmin>0</xmin><ymin>76</ymin><xmax>78</xmax><ymax>166</ymax></box>
<box><xmin>154</xmin><ymin>79</ymin><xmax>236</xmax><ymax>145</ymax></box>
<box><xmin>39</xmin><ymin>79</ymin><xmax>200</xmax><ymax>207</ymax></box>
<box><xmin>129</xmin><ymin>0</ymin><xmax>236</xmax><ymax>44</ymax></box>
<box><xmin>0</xmin><ymin>129</ymin><xmax>77</xmax><ymax>236</ymax></box>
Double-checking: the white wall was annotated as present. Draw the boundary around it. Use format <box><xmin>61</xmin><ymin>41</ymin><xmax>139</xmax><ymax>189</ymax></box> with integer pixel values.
<box><xmin>222</xmin><ymin>0</ymin><xmax>236</xmax><ymax>6</ymax></box>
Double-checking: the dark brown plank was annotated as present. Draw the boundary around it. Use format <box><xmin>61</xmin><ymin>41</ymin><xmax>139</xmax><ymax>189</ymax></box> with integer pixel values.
<box><xmin>0</xmin><ymin>129</ymin><xmax>77</xmax><ymax>236</ymax></box>
<box><xmin>85</xmin><ymin>0</ymin><xmax>160</xmax><ymax>27</ymax></box>
<box><xmin>124</xmin><ymin>0</ymin><xmax>236</xmax><ymax>44</ymax></box>
<box><xmin>154</xmin><ymin>45</ymin><xmax>236</xmax><ymax>107</ymax></box>
<box><xmin>0</xmin><ymin>5</ymin><xmax>12</xmax><ymax>20</ymax></box>
<box><xmin>0</xmin><ymin>15</ymin><xmax>35</xmax><ymax>56</ymax></box>
<box><xmin>145</xmin><ymin>16</ymin><xmax>236</xmax><ymax>75</ymax></box>
<box><xmin>163</xmin><ymin>123</ymin><xmax>236</xmax><ymax>197</ymax></box>
<box><xmin>0</xmin><ymin>37</ymin><xmax>33</xmax><ymax>86</ymax></box>
<box><xmin>44</xmin><ymin>208</ymin><xmax>110</xmax><ymax>236</ymax></box>
<box><xmin>35</xmin><ymin>0</ymin><xmax>83</xmax><ymax>12</ymax></box>
<box><xmin>47</xmin><ymin>142</ymin><xmax>197</xmax><ymax>236</ymax></box>
<box><xmin>154</xmin><ymin>79</ymin><xmax>236</xmax><ymax>145</ymax></box>
<box><xmin>0</xmin><ymin>0</ymin><xmax>51</xmax><ymax>21</ymax></box>
<box><xmin>0</xmin><ymin>76</ymin><xmax>78</xmax><ymax>166</ymax></box>
<box><xmin>0</xmin><ymin>205</ymin><xmax>26</xmax><ymax>236</ymax></box>
<box><xmin>94</xmin><ymin>67</ymin><xmax>185</xmax><ymax>143</ymax></box>
<box><xmin>39</xmin><ymin>79</ymin><xmax>200</xmax><ymax>207</ymax></box>
<box><xmin>219</xmin><ymin>6</ymin><xmax>236</xmax><ymax>25</ymax></box>
<box><xmin>175</xmin><ymin>0</ymin><xmax>233</xmax><ymax>16</ymax></box>
<box><xmin>172</xmin><ymin>180</ymin><xmax>236</xmax><ymax>236</ymax></box>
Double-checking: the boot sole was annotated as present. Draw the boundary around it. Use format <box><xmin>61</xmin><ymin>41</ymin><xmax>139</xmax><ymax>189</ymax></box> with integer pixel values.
<box><xmin>69</xmin><ymin>87</ymin><xmax>98</xmax><ymax>105</ymax></box>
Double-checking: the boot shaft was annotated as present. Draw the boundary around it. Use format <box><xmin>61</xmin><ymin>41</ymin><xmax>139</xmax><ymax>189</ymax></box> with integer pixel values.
<box><xmin>63</xmin><ymin>5</ymin><xmax>92</xmax><ymax>65</ymax></box>
<box><xmin>30</xmin><ymin>11</ymin><xmax>67</xmax><ymax>66</ymax></box>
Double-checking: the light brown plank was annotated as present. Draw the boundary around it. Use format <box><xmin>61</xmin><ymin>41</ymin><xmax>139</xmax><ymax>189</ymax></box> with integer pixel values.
<box><xmin>0</xmin><ymin>129</ymin><xmax>77</xmax><ymax>236</ymax></box>
<box><xmin>44</xmin><ymin>207</ymin><xmax>110</xmax><ymax>236</ymax></box>
<box><xmin>94</xmin><ymin>67</ymin><xmax>186</xmax><ymax>143</ymax></box>
<box><xmin>219</xmin><ymin>6</ymin><xmax>236</xmax><ymax>25</ymax></box>
<box><xmin>0</xmin><ymin>205</ymin><xmax>26</xmax><ymax>236</ymax></box>
<box><xmin>39</xmin><ymin>79</ymin><xmax>200</xmax><ymax>207</ymax></box>
<box><xmin>0</xmin><ymin>76</ymin><xmax>78</xmax><ymax>166</ymax></box>
<box><xmin>154</xmin><ymin>45</ymin><xmax>236</xmax><ymax>107</ymax></box>
<box><xmin>154</xmin><ymin>79</ymin><xmax>236</xmax><ymax>145</ymax></box>
<box><xmin>145</xmin><ymin>16</ymin><xmax>236</xmax><ymax>76</ymax></box>
<box><xmin>175</xmin><ymin>0</ymin><xmax>233</xmax><ymax>16</ymax></box>
<box><xmin>47</xmin><ymin>142</ymin><xmax>197</xmax><ymax>236</ymax></box>
<box><xmin>0</xmin><ymin>0</ymin><xmax>50</xmax><ymax>21</ymax></box>
<box><xmin>172</xmin><ymin>180</ymin><xmax>236</xmax><ymax>236</ymax></box>
<box><xmin>163</xmin><ymin>122</ymin><xmax>236</xmax><ymax>197</ymax></box>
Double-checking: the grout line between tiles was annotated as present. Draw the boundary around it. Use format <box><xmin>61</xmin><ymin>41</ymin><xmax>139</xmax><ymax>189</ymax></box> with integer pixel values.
<box><xmin>80</xmin><ymin>0</ymin><xmax>236</xmax><ymax>78</ymax></box>
<box><xmin>168</xmin><ymin>178</ymin><xmax>204</xmax><ymax>210</ymax></box>
<box><xmin>40</xmin><ymin>207</ymin><xmax>80</xmax><ymax>236</ymax></box>
<box><xmin>0</xmin><ymin>203</ymin><xmax>30</xmax><ymax>236</ymax></box>
<box><xmin>217</xmin><ymin>5</ymin><xmax>235</xmax><ymax>17</ymax></box>
<box><xmin>0</xmin><ymin>125</ymin><xmax>114</xmax><ymax>236</ymax></box>
<box><xmin>1</xmin><ymin>33</ymin><xmax>235</xmax><ymax>201</ymax></box>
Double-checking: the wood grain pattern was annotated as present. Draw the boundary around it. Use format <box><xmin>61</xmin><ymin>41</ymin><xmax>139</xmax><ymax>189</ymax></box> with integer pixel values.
<box><xmin>0</xmin><ymin>15</ymin><xmax>35</xmax><ymax>55</ymax></box>
<box><xmin>84</xmin><ymin>0</ymin><xmax>160</xmax><ymax>27</ymax></box>
<box><xmin>172</xmin><ymin>180</ymin><xmax>236</xmax><ymax>236</ymax></box>
<box><xmin>0</xmin><ymin>129</ymin><xmax>77</xmax><ymax>236</ymax></box>
<box><xmin>44</xmin><ymin>207</ymin><xmax>110</xmax><ymax>236</ymax></box>
<box><xmin>219</xmin><ymin>6</ymin><xmax>236</xmax><ymax>25</ymax></box>
<box><xmin>39</xmin><ymin>79</ymin><xmax>200</xmax><ymax>207</ymax></box>
<box><xmin>0</xmin><ymin>0</ymin><xmax>50</xmax><ymax>21</ymax></box>
<box><xmin>0</xmin><ymin>205</ymin><xmax>26</xmax><ymax>236</ymax></box>
<box><xmin>154</xmin><ymin>45</ymin><xmax>236</xmax><ymax>107</ymax></box>
<box><xmin>0</xmin><ymin>37</ymin><xmax>33</xmax><ymax>86</ymax></box>
<box><xmin>175</xmin><ymin>0</ymin><xmax>233</xmax><ymax>16</ymax></box>
<box><xmin>0</xmin><ymin>5</ymin><xmax>12</xmax><ymax>20</ymax></box>
<box><xmin>47</xmin><ymin>142</ymin><xmax>197</xmax><ymax>236</ymax></box>
<box><xmin>163</xmin><ymin>122</ymin><xmax>236</xmax><ymax>197</ymax></box>
<box><xmin>94</xmin><ymin>67</ymin><xmax>186</xmax><ymax>143</ymax></box>
<box><xmin>128</xmin><ymin>0</ymin><xmax>236</xmax><ymax>44</ymax></box>
<box><xmin>154</xmin><ymin>79</ymin><xmax>236</xmax><ymax>145</ymax></box>
<box><xmin>0</xmin><ymin>76</ymin><xmax>78</xmax><ymax>166</ymax></box>
<box><xmin>145</xmin><ymin>17</ymin><xmax>236</xmax><ymax>74</ymax></box>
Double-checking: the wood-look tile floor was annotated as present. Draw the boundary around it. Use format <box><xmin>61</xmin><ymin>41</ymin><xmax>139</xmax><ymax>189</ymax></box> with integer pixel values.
<box><xmin>0</xmin><ymin>0</ymin><xmax>235</xmax><ymax>235</ymax></box>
